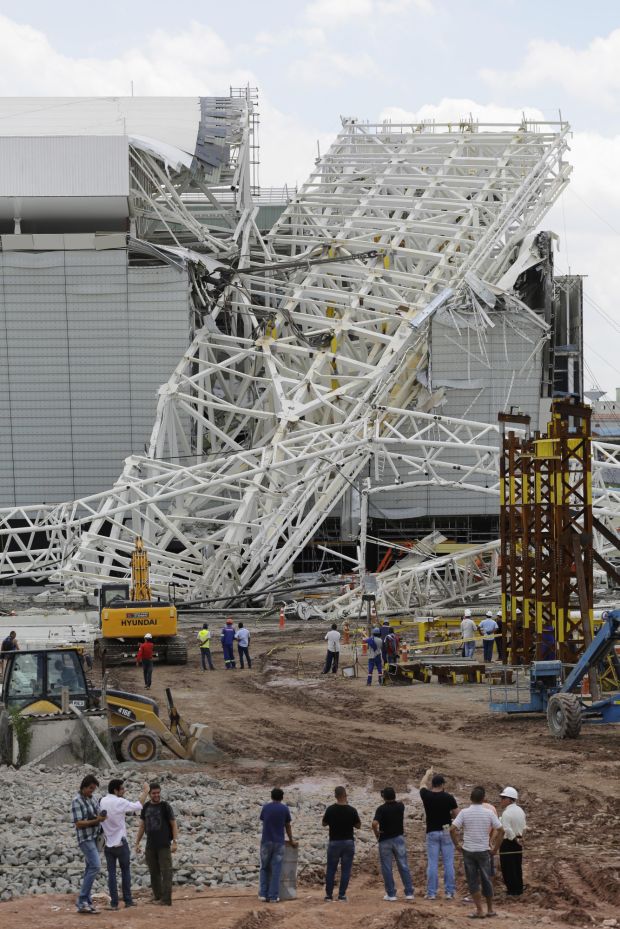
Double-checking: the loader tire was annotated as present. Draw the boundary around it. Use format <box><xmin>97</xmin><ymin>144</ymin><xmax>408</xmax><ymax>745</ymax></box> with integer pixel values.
<box><xmin>165</xmin><ymin>635</ymin><xmax>188</xmax><ymax>665</ymax></box>
<box><xmin>547</xmin><ymin>693</ymin><xmax>582</xmax><ymax>739</ymax></box>
<box><xmin>120</xmin><ymin>729</ymin><xmax>160</xmax><ymax>763</ymax></box>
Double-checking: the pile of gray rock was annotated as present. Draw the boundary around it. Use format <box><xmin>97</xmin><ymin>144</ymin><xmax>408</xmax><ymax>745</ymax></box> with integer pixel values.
<box><xmin>0</xmin><ymin>764</ymin><xmax>415</xmax><ymax>901</ymax></box>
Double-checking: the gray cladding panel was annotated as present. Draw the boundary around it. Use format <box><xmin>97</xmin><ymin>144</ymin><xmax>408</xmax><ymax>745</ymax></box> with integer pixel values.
<box><xmin>376</xmin><ymin>311</ymin><xmax>545</xmax><ymax>520</ymax></box>
<box><xmin>0</xmin><ymin>249</ymin><xmax>190</xmax><ymax>505</ymax></box>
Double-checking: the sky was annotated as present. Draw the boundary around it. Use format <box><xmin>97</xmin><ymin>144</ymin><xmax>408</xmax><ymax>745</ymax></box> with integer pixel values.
<box><xmin>0</xmin><ymin>0</ymin><xmax>619</xmax><ymax>394</ymax></box>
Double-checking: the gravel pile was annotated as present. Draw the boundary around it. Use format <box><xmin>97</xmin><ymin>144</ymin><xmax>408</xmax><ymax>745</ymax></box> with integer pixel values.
<box><xmin>0</xmin><ymin>764</ymin><xmax>404</xmax><ymax>901</ymax></box>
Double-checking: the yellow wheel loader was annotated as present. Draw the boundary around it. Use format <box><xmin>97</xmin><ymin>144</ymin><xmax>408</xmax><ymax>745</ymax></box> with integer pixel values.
<box><xmin>0</xmin><ymin>648</ymin><xmax>213</xmax><ymax>765</ymax></box>
<box><xmin>96</xmin><ymin>537</ymin><xmax>187</xmax><ymax>666</ymax></box>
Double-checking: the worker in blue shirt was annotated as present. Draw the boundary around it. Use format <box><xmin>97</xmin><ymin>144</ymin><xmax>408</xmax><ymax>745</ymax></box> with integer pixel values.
<box><xmin>221</xmin><ymin>618</ymin><xmax>237</xmax><ymax>669</ymax></box>
<box><xmin>478</xmin><ymin>611</ymin><xmax>499</xmax><ymax>662</ymax></box>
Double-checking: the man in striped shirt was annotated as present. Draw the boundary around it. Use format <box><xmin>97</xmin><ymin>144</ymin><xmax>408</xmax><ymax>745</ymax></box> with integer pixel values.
<box><xmin>71</xmin><ymin>774</ymin><xmax>107</xmax><ymax>914</ymax></box>
<box><xmin>450</xmin><ymin>787</ymin><xmax>503</xmax><ymax>919</ymax></box>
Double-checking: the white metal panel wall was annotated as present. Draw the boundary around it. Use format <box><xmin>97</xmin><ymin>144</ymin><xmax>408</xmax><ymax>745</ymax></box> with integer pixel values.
<box><xmin>374</xmin><ymin>310</ymin><xmax>545</xmax><ymax>518</ymax></box>
<box><xmin>0</xmin><ymin>136</ymin><xmax>129</xmax><ymax>197</ymax></box>
<box><xmin>0</xmin><ymin>250</ymin><xmax>190</xmax><ymax>505</ymax></box>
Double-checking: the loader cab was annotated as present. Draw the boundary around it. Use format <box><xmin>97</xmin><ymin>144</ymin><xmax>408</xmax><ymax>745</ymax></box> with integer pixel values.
<box><xmin>2</xmin><ymin>649</ymin><xmax>91</xmax><ymax>714</ymax></box>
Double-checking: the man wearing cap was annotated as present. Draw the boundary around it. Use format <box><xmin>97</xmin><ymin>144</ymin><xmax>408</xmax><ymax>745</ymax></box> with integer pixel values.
<box><xmin>498</xmin><ymin>787</ymin><xmax>526</xmax><ymax>896</ymax></box>
<box><xmin>364</xmin><ymin>627</ymin><xmax>384</xmax><ymax>686</ymax></box>
<box><xmin>419</xmin><ymin>766</ymin><xmax>458</xmax><ymax>900</ymax></box>
<box><xmin>460</xmin><ymin>610</ymin><xmax>477</xmax><ymax>659</ymax></box>
<box><xmin>136</xmin><ymin>634</ymin><xmax>154</xmax><ymax>690</ymax></box>
<box><xmin>478</xmin><ymin>612</ymin><xmax>499</xmax><ymax>663</ymax></box>
<box><xmin>221</xmin><ymin>618</ymin><xmax>237</xmax><ymax>669</ymax></box>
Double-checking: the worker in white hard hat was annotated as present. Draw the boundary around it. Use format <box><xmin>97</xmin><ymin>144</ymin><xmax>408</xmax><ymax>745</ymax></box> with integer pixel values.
<box><xmin>136</xmin><ymin>633</ymin><xmax>155</xmax><ymax>690</ymax></box>
<box><xmin>478</xmin><ymin>611</ymin><xmax>499</xmax><ymax>663</ymax></box>
<box><xmin>498</xmin><ymin>787</ymin><xmax>526</xmax><ymax>896</ymax></box>
<box><xmin>460</xmin><ymin>609</ymin><xmax>477</xmax><ymax>659</ymax></box>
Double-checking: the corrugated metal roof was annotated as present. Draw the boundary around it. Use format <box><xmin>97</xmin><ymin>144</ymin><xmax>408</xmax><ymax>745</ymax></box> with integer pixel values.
<box><xmin>0</xmin><ymin>97</ymin><xmax>201</xmax><ymax>153</ymax></box>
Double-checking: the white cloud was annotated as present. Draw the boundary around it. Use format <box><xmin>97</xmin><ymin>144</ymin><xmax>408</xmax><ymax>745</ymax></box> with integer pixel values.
<box><xmin>290</xmin><ymin>48</ymin><xmax>381</xmax><ymax>86</ymax></box>
<box><xmin>381</xmin><ymin>99</ymin><xmax>546</xmax><ymax>125</ymax></box>
<box><xmin>481</xmin><ymin>29</ymin><xmax>620</xmax><ymax>109</ymax></box>
<box><xmin>304</xmin><ymin>0</ymin><xmax>432</xmax><ymax>26</ymax></box>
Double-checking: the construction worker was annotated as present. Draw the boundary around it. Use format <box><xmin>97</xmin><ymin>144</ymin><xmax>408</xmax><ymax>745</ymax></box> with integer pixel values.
<box><xmin>494</xmin><ymin>611</ymin><xmax>503</xmax><ymax>661</ymax></box>
<box><xmin>322</xmin><ymin>622</ymin><xmax>341</xmax><ymax>674</ymax></box>
<box><xmin>221</xmin><ymin>618</ymin><xmax>236</xmax><ymax>669</ymax></box>
<box><xmin>460</xmin><ymin>610</ymin><xmax>477</xmax><ymax>659</ymax></box>
<box><xmin>498</xmin><ymin>786</ymin><xmax>526</xmax><ymax>896</ymax></box>
<box><xmin>379</xmin><ymin>620</ymin><xmax>391</xmax><ymax>661</ymax></box>
<box><xmin>136</xmin><ymin>633</ymin><xmax>154</xmax><ymax>690</ymax></box>
<box><xmin>365</xmin><ymin>627</ymin><xmax>383</xmax><ymax>686</ymax></box>
<box><xmin>197</xmin><ymin>622</ymin><xmax>215</xmax><ymax>671</ymax></box>
<box><xmin>1</xmin><ymin>630</ymin><xmax>19</xmax><ymax>676</ymax></box>
<box><xmin>236</xmin><ymin>622</ymin><xmax>252</xmax><ymax>669</ymax></box>
<box><xmin>478</xmin><ymin>611</ymin><xmax>499</xmax><ymax>663</ymax></box>
<box><xmin>383</xmin><ymin>626</ymin><xmax>400</xmax><ymax>674</ymax></box>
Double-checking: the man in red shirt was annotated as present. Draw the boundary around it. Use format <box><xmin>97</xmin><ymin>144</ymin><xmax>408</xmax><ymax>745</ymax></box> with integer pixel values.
<box><xmin>136</xmin><ymin>634</ymin><xmax>154</xmax><ymax>690</ymax></box>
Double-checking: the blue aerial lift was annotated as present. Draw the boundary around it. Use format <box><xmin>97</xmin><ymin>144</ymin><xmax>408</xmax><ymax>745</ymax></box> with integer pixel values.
<box><xmin>490</xmin><ymin>610</ymin><xmax>620</xmax><ymax>738</ymax></box>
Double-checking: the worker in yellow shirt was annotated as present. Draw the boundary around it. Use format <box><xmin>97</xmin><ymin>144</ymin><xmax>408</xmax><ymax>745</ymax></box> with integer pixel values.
<box><xmin>197</xmin><ymin>622</ymin><xmax>215</xmax><ymax>671</ymax></box>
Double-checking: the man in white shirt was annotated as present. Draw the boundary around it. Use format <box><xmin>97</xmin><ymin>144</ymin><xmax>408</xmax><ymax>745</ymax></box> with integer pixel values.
<box><xmin>498</xmin><ymin>786</ymin><xmax>526</xmax><ymax>896</ymax></box>
<box><xmin>460</xmin><ymin>610</ymin><xmax>477</xmax><ymax>659</ymax></box>
<box><xmin>478</xmin><ymin>611</ymin><xmax>499</xmax><ymax>662</ymax></box>
<box><xmin>450</xmin><ymin>786</ymin><xmax>503</xmax><ymax>919</ymax></box>
<box><xmin>323</xmin><ymin>623</ymin><xmax>341</xmax><ymax>675</ymax></box>
<box><xmin>235</xmin><ymin>622</ymin><xmax>252</xmax><ymax>669</ymax></box>
<box><xmin>99</xmin><ymin>779</ymin><xmax>149</xmax><ymax>910</ymax></box>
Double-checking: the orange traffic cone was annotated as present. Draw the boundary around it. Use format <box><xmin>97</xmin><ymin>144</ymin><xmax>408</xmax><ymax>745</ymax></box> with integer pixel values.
<box><xmin>400</xmin><ymin>642</ymin><xmax>409</xmax><ymax>663</ymax></box>
<box><xmin>279</xmin><ymin>606</ymin><xmax>285</xmax><ymax>630</ymax></box>
<box><xmin>343</xmin><ymin>621</ymin><xmax>350</xmax><ymax>645</ymax></box>
<box><xmin>581</xmin><ymin>674</ymin><xmax>590</xmax><ymax>696</ymax></box>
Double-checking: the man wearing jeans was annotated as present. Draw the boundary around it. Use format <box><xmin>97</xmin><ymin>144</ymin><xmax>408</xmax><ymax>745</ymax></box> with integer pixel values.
<box><xmin>99</xmin><ymin>778</ymin><xmax>149</xmax><ymax>910</ymax></box>
<box><xmin>372</xmin><ymin>787</ymin><xmax>414</xmax><ymax>902</ymax></box>
<box><xmin>450</xmin><ymin>787</ymin><xmax>503</xmax><ymax>919</ymax></box>
<box><xmin>71</xmin><ymin>774</ymin><xmax>106</xmax><ymax>914</ymax></box>
<box><xmin>259</xmin><ymin>788</ymin><xmax>298</xmax><ymax>903</ymax></box>
<box><xmin>322</xmin><ymin>786</ymin><xmax>361</xmax><ymax>901</ymax></box>
<box><xmin>419</xmin><ymin>767</ymin><xmax>458</xmax><ymax>899</ymax></box>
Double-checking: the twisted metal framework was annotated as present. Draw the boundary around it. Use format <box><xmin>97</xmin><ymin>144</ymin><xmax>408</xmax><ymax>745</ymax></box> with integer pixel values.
<box><xmin>0</xmin><ymin>119</ymin><xmax>588</xmax><ymax>603</ymax></box>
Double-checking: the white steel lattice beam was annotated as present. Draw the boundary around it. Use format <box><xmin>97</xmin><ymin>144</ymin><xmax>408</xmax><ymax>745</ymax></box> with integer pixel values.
<box><xmin>0</xmin><ymin>119</ymin><xmax>587</xmax><ymax>598</ymax></box>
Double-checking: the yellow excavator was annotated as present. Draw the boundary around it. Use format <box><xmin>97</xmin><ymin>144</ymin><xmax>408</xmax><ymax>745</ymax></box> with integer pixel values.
<box><xmin>0</xmin><ymin>647</ymin><xmax>212</xmax><ymax>764</ymax></box>
<box><xmin>96</xmin><ymin>537</ymin><xmax>187</xmax><ymax>666</ymax></box>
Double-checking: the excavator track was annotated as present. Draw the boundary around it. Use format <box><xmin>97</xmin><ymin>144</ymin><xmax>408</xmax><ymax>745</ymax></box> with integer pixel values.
<box><xmin>95</xmin><ymin>635</ymin><xmax>188</xmax><ymax>666</ymax></box>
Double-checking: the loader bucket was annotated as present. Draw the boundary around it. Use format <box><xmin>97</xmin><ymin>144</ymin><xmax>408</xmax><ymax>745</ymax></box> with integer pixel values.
<box><xmin>187</xmin><ymin>722</ymin><xmax>219</xmax><ymax>762</ymax></box>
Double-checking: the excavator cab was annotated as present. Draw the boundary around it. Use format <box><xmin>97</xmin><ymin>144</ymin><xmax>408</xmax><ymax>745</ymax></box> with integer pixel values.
<box><xmin>2</xmin><ymin>648</ymin><xmax>94</xmax><ymax>714</ymax></box>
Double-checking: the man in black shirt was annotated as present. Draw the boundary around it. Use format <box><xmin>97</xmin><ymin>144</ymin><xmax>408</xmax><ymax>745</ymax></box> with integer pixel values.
<box><xmin>419</xmin><ymin>767</ymin><xmax>458</xmax><ymax>899</ymax></box>
<box><xmin>135</xmin><ymin>783</ymin><xmax>178</xmax><ymax>906</ymax></box>
<box><xmin>372</xmin><ymin>787</ymin><xmax>414</xmax><ymax>902</ymax></box>
<box><xmin>322</xmin><ymin>786</ymin><xmax>361</xmax><ymax>901</ymax></box>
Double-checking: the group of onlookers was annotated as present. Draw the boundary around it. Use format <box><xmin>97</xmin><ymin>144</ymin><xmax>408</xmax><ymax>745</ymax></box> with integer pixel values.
<box><xmin>71</xmin><ymin>771</ymin><xmax>525</xmax><ymax>915</ymax></box>
<box><xmin>258</xmin><ymin>772</ymin><xmax>526</xmax><ymax>915</ymax></box>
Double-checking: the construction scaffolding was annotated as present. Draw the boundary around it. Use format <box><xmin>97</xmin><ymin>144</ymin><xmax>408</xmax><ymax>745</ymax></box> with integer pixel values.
<box><xmin>499</xmin><ymin>400</ymin><xmax>593</xmax><ymax>665</ymax></box>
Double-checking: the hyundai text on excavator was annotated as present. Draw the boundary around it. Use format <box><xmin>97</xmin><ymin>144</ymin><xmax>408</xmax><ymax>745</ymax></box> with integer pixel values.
<box><xmin>96</xmin><ymin>537</ymin><xmax>187</xmax><ymax>666</ymax></box>
<box><xmin>0</xmin><ymin>647</ymin><xmax>212</xmax><ymax>764</ymax></box>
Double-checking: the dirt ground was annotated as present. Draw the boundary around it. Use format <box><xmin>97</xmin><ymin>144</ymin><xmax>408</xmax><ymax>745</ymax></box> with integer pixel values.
<box><xmin>4</xmin><ymin>618</ymin><xmax>620</xmax><ymax>929</ymax></box>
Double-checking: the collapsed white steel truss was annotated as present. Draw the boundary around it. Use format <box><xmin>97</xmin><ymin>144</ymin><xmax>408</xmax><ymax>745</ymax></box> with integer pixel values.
<box><xmin>4</xmin><ymin>116</ymin><xmax>609</xmax><ymax>612</ymax></box>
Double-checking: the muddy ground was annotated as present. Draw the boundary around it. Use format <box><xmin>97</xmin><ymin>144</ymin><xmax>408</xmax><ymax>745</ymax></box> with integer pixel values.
<box><xmin>3</xmin><ymin>618</ymin><xmax>619</xmax><ymax>929</ymax></box>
